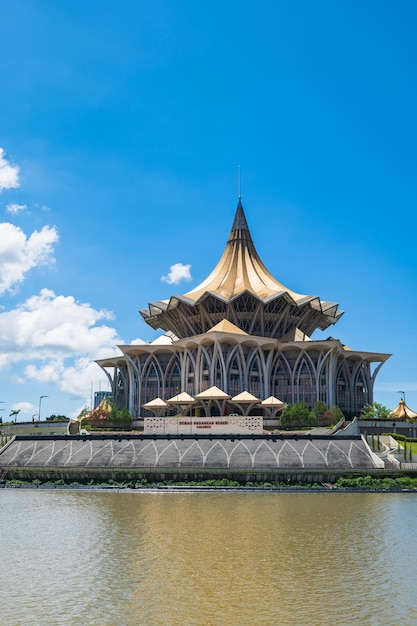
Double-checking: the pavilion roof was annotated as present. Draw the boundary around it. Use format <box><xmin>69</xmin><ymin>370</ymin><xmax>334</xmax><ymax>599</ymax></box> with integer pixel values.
<box><xmin>260</xmin><ymin>395</ymin><xmax>286</xmax><ymax>408</ymax></box>
<box><xmin>87</xmin><ymin>397</ymin><xmax>113</xmax><ymax>421</ymax></box>
<box><xmin>166</xmin><ymin>392</ymin><xmax>195</xmax><ymax>404</ymax></box>
<box><xmin>207</xmin><ymin>319</ymin><xmax>248</xmax><ymax>335</ymax></box>
<box><xmin>183</xmin><ymin>200</ymin><xmax>310</xmax><ymax>303</ymax></box>
<box><xmin>231</xmin><ymin>391</ymin><xmax>260</xmax><ymax>403</ymax></box>
<box><xmin>194</xmin><ymin>386</ymin><xmax>231</xmax><ymax>400</ymax></box>
<box><xmin>391</xmin><ymin>400</ymin><xmax>417</xmax><ymax>420</ymax></box>
<box><xmin>142</xmin><ymin>397</ymin><xmax>169</xmax><ymax>409</ymax></box>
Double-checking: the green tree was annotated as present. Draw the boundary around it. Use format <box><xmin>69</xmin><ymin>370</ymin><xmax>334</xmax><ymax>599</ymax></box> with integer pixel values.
<box><xmin>9</xmin><ymin>409</ymin><xmax>20</xmax><ymax>423</ymax></box>
<box><xmin>329</xmin><ymin>405</ymin><xmax>345</xmax><ymax>422</ymax></box>
<box><xmin>109</xmin><ymin>405</ymin><xmax>132</xmax><ymax>429</ymax></box>
<box><xmin>280</xmin><ymin>402</ymin><xmax>312</xmax><ymax>429</ymax></box>
<box><xmin>78</xmin><ymin>407</ymin><xmax>90</xmax><ymax>420</ymax></box>
<box><xmin>360</xmin><ymin>402</ymin><xmax>391</xmax><ymax>420</ymax></box>
<box><xmin>311</xmin><ymin>401</ymin><xmax>326</xmax><ymax>425</ymax></box>
<box><xmin>320</xmin><ymin>410</ymin><xmax>335</xmax><ymax>427</ymax></box>
<box><xmin>46</xmin><ymin>414</ymin><xmax>69</xmax><ymax>421</ymax></box>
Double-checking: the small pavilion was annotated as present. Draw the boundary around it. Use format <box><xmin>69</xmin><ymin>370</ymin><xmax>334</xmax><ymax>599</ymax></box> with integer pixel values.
<box><xmin>391</xmin><ymin>399</ymin><xmax>417</xmax><ymax>420</ymax></box>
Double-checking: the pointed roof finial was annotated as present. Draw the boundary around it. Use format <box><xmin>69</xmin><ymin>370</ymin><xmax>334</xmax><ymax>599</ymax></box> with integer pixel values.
<box><xmin>238</xmin><ymin>165</ymin><xmax>241</xmax><ymax>201</ymax></box>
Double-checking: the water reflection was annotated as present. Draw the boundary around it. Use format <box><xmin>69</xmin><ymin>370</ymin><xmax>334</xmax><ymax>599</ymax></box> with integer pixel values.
<box><xmin>1</xmin><ymin>491</ymin><xmax>417</xmax><ymax>625</ymax></box>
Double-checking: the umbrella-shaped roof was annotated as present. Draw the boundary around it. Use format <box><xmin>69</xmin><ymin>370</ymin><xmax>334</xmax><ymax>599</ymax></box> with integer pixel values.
<box><xmin>166</xmin><ymin>392</ymin><xmax>195</xmax><ymax>404</ymax></box>
<box><xmin>391</xmin><ymin>400</ymin><xmax>417</xmax><ymax>419</ymax></box>
<box><xmin>260</xmin><ymin>395</ymin><xmax>286</xmax><ymax>408</ymax></box>
<box><xmin>88</xmin><ymin>397</ymin><xmax>113</xmax><ymax>420</ymax></box>
<box><xmin>142</xmin><ymin>397</ymin><xmax>169</xmax><ymax>410</ymax></box>
<box><xmin>231</xmin><ymin>391</ymin><xmax>260</xmax><ymax>403</ymax></box>
<box><xmin>194</xmin><ymin>386</ymin><xmax>231</xmax><ymax>400</ymax></box>
<box><xmin>207</xmin><ymin>320</ymin><xmax>248</xmax><ymax>336</ymax></box>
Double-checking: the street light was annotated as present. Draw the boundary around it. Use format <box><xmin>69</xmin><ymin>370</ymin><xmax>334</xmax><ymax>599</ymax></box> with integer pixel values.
<box><xmin>38</xmin><ymin>396</ymin><xmax>48</xmax><ymax>422</ymax></box>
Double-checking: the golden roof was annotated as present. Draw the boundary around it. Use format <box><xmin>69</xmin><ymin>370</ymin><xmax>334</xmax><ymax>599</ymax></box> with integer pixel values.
<box><xmin>207</xmin><ymin>319</ymin><xmax>248</xmax><ymax>335</ymax></box>
<box><xmin>166</xmin><ymin>392</ymin><xmax>195</xmax><ymax>404</ymax></box>
<box><xmin>140</xmin><ymin>200</ymin><xmax>344</xmax><ymax>339</ymax></box>
<box><xmin>231</xmin><ymin>391</ymin><xmax>260</xmax><ymax>402</ymax></box>
<box><xmin>142</xmin><ymin>397</ymin><xmax>169</xmax><ymax>409</ymax></box>
<box><xmin>194</xmin><ymin>386</ymin><xmax>231</xmax><ymax>399</ymax></box>
<box><xmin>184</xmin><ymin>200</ymin><xmax>309</xmax><ymax>303</ymax></box>
<box><xmin>391</xmin><ymin>400</ymin><xmax>417</xmax><ymax>420</ymax></box>
<box><xmin>88</xmin><ymin>397</ymin><xmax>113</xmax><ymax>421</ymax></box>
<box><xmin>260</xmin><ymin>395</ymin><xmax>286</xmax><ymax>408</ymax></box>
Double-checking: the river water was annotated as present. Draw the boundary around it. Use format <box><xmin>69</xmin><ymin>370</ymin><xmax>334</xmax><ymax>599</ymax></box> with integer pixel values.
<box><xmin>1</xmin><ymin>489</ymin><xmax>416</xmax><ymax>626</ymax></box>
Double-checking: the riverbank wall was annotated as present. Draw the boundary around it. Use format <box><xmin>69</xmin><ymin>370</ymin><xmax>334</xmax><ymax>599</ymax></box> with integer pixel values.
<box><xmin>0</xmin><ymin>432</ymin><xmax>400</xmax><ymax>484</ymax></box>
<box><xmin>3</xmin><ymin>465</ymin><xmax>417</xmax><ymax>485</ymax></box>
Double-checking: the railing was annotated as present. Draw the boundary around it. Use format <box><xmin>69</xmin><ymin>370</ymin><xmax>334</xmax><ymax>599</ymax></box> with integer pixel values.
<box><xmin>399</xmin><ymin>462</ymin><xmax>417</xmax><ymax>471</ymax></box>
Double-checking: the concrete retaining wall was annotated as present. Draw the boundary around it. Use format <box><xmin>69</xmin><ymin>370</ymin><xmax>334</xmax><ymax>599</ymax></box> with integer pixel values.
<box><xmin>0</xmin><ymin>433</ymin><xmax>382</xmax><ymax>483</ymax></box>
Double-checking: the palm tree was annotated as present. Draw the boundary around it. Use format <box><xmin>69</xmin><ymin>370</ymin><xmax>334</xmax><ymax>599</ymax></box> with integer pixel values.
<box><xmin>9</xmin><ymin>409</ymin><xmax>20</xmax><ymax>423</ymax></box>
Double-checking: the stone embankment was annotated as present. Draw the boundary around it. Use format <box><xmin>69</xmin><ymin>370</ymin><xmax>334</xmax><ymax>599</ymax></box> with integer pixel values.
<box><xmin>0</xmin><ymin>432</ymin><xmax>402</xmax><ymax>484</ymax></box>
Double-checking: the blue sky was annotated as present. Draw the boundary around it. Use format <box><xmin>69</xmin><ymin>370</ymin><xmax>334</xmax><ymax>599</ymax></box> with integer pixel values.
<box><xmin>1</xmin><ymin>0</ymin><xmax>416</xmax><ymax>420</ymax></box>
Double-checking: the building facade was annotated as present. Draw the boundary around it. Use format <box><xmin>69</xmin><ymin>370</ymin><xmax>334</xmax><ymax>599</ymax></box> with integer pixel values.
<box><xmin>93</xmin><ymin>390</ymin><xmax>112</xmax><ymax>409</ymax></box>
<box><xmin>97</xmin><ymin>200</ymin><xmax>389</xmax><ymax>417</ymax></box>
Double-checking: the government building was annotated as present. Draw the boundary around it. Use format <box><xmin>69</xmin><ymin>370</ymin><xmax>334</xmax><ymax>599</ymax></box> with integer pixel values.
<box><xmin>96</xmin><ymin>199</ymin><xmax>389</xmax><ymax>422</ymax></box>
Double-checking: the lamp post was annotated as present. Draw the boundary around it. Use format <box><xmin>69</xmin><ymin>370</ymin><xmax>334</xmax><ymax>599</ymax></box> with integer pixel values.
<box><xmin>38</xmin><ymin>395</ymin><xmax>48</xmax><ymax>422</ymax></box>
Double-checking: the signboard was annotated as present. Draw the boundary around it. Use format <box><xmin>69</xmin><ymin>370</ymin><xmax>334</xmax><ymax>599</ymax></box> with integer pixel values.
<box><xmin>144</xmin><ymin>416</ymin><xmax>263</xmax><ymax>435</ymax></box>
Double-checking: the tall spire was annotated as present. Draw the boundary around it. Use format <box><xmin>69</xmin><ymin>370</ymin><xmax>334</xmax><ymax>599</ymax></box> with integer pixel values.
<box><xmin>230</xmin><ymin>165</ymin><xmax>251</xmax><ymax>241</ymax></box>
<box><xmin>140</xmin><ymin>194</ymin><xmax>344</xmax><ymax>339</ymax></box>
<box><xmin>184</xmin><ymin>198</ymin><xmax>289</xmax><ymax>300</ymax></box>
<box><xmin>229</xmin><ymin>197</ymin><xmax>251</xmax><ymax>240</ymax></box>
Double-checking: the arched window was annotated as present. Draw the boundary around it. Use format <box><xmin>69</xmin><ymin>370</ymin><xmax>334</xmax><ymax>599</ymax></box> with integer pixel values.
<box><xmin>213</xmin><ymin>355</ymin><xmax>225</xmax><ymax>390</ymax></box>
<box><xmin>165</xmin><ymin>356</ymin><xmax>182</xmax><ymax>400</ymax></box>
<box><xmin>196</xmin><ymin>346</ymin><xmax>211</xmax><ymax>393</ymax></box>
<box><xmin>247</xmin><ymin>352</ymin><xmax>263</xmax><ymax>397</ymax></box>
<box><xmin>114</xmin><ymin>365</ymin><xmax>128</xmax><ymax>408</ymax></box>
<box><xmin>336</xmin><ymin>365</ymin><xmax>350</xmax><ymax>412</ymax></box>
<box><xmin>271</xmin><ymin>357</ymin><xmax>292</xmax><ymax>405</ymax></box>
<box><xmin>296</xmin><ymin>358</ymin><xmax>315</xmax><ymax>406</ymax></box>
<box><xmin>142</xmin><ymin>359</ymin><xmax>163</xmax><ymax>405</ymax></box>
<box><xmin>184</xmin><ymin>351</ymin><xmax>197</xmax><ymax>396</ymax></box>
<box><xmin>226</xmin><ymin>348</ymin><xmax>244</xmax><ymax>396</ymax></box>
<box><xmin>353</xmin><ymin>364</ymin><xmax>368</xmax><ymax>413</ymax></box>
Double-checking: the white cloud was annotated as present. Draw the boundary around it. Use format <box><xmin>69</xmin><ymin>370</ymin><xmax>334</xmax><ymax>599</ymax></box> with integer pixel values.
<box><xmin>0</xmin><ymin>148</ymin><xmax>19</xmax><ymax>192</ymax></box>
<box><xmin>11</xmin><ymin>401</ymin><xmax>36</xmax><ymax>414</ymax></box>
<box><xmin>0</xmin><ymin>222</ymin><xmax>59</xmax><ymax>294</ymax></box>
<box><xmin>0</xmin><ymin>289</ymin><xmax>123</xmax><ymax>400</ymax></box>
<box><xmin>161</xmin><ymin>262</ymin><xmax>192</xmax><ymax>285</ymax></box>
<box><xmin>24</xmin><ymin>357</ymin><xmax>115</xmax><ymax>413</ymax></box>
<box><xmin>0</xmin><ymin>288</ymin><xmax>120</xmax><ymax>363</ymax></box>
<box><xmin>6</xmin><ymin>203</ymin><xmax>27</xmax><ymax>215</ymax></box>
